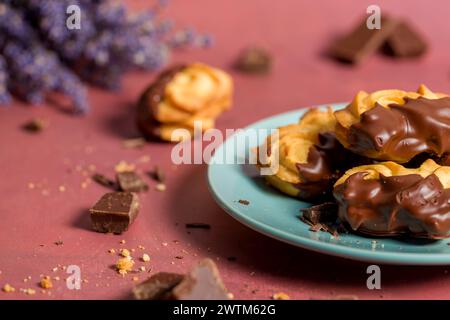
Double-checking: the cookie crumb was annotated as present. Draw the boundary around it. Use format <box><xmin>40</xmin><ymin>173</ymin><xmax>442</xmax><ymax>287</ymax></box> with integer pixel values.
<box><xmin>272</xmin><ymin>292</ymin><xmax>290</xmax><ymax>300</ymax></box>
<box><xmin>119</xmin><ymin>240</ymin><xmax>126</xmax><ymax>245</ymax></box>
<box><xmin>108</xmin><ymin>249</ymin><xmax>116</xmax><ymax>254</ymax></box>
<box><xmin>116</xmin><ymin>257</ymin><xmax>135</xmax><ymax>275</ymax></box>
<box><xmin>139</xmin><ymin>266</ymin><xmax>146</xmax><ymax>272</ymax></box>
<box><xmin>141</xmin><ymin>253</ymin><xmax>150</xmax><ymax>262</ymax></box>
<box><xmin>120</xmin><ymin>249</ymin><xmax>131</xmax><ymax>257</ymax></box>
<box><xmin>132</xmin><ymin>276</ymin><xmax>139</xmax><ymax>282</ymax></box>
<box><xmin>155</xmin><ymin>183</ymin><xmax>166</xmax><ymax>192</ymax></box>
<box><xmin>2</xmin><ymin>284</ymin><xmax>15</xmax><ymax>293</ymax></box>
<box><xmin>115</xmin><ymin>161</ymin><xmax>135</xmax><ymax>173</ymax></box>
<box><xmin>40</xmin><ymin>276</ymin><xmax>53</xmax><ymax>289</ymax></box>
<box><xmin>24</xmin><ymin>288</ymin><xmax>36</xmax><ymax>295</ymax></box>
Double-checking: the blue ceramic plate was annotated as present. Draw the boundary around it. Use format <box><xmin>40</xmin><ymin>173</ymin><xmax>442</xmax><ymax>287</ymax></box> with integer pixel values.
<box><xmin>207</xmin><ymin>103</ymin><xmax>450</xmax><ymax>265</ymax></box>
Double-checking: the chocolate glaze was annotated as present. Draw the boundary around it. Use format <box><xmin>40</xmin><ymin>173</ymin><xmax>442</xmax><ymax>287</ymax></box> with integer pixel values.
<box><xmin>295</xmin><ymin>132</ymin><xmax>370</xmax><ymax>200</ymax></box>
<box><xmin>137</xmin><ymin>65</ymin><xmax>186</xmax><ymax>140</ymax></box>
<box><xmin>334</xmin><ymin>172</ymin><xmax>450</xmax><ymax>239</ymax></box>
<box><xmin>348</xmin><ymin>97</ymin><xmax>450</xmax><ymax>163</ymax></box>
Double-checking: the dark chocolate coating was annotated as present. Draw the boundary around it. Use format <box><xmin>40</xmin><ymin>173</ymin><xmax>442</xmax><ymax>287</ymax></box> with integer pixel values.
<box><xmin>89</xmin><ymin>192</ymin><xmax>139</xmax><ymax>234</ymax></box>
<box><xmin>295</xmin><ymin>132</ymin><xmax>370</xmax><ymax>200</ymax></box>
<box><xmin>347</xmin><ymin>97</ymin><xmax>450</xmax><ymax>163</ymax></box>
<box><xmin>116</xmin><ymin>171</ymin><xmax>148</xmax><ymax>192</ymax></box>
<box><xmin>136</xmin><ymin>65</ymin><xmax>186</xmax><ymax>140</ymax></box>
<box><xmin>334</xmin><ymin>172</ymin><xmax>450</xmax><ymax>239</ymax></box>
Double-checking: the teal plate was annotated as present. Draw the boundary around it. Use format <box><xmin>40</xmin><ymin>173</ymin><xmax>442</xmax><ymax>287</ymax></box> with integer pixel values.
<box><xmin>207</xmin><ymin>103</ymin><xmax>450</xmax><ymax>265</ymax></box>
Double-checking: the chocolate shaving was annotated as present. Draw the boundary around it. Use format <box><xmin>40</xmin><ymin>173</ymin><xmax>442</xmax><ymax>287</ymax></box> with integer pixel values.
<box><xmin>92</xmin><ymin>173</ymin><xmax>118</xmax><ymax>190</ymax></box>
<box><xmin>149</xmin><ymin>166</ymin><xmax>165</xmax><ymax>183</ymax></box>
<box><xmin>185</xmin><ymin>223</ymin><xmax>211</xmax><ymax>230</ymax></box>
<box><xmin>300</xmin><ymin>202</ymin><xmax>338</xmax><ymax>224</ymax></box>
<box><xmin>238</xmin><ymin>199</ymin><xmax>250</xmax><ymax>205</ymax></box>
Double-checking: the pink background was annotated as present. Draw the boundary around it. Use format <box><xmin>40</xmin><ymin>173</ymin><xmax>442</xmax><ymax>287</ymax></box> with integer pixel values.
<box><xmin>1</xmin><ymin>0</ymin><xmax>449</xmax><ymax>299</ymax></box>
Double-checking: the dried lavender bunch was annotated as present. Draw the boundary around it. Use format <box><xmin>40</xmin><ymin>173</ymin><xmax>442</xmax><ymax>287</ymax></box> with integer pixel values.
<box><xmin>0</xmin><ymin>0</ymin><xmax>212</xmax><ymax>113</ymax></box>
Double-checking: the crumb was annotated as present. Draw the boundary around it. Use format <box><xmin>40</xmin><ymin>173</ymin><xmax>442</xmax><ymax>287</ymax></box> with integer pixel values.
<box><xmin>175</xmin><ymin>256</ymin><xmax>183</xmax><ymax>260</ymax></box>
<box><xmin>139</xmin><ymin>266</ymin><xmax>146</xmax><ymax>272</ymax></box>
<box><xmin>250</xmin><ymin>271</ymin><xmax>255</xmax><ymax>276</ymax></box>
<box><xmin>24</xmin><ymin>288</ymin><xmax>36</xmax><ymax>295</ymax></box>
<box><xmin>83</xmin><ymin>279</ymin><xmax>88</xmax><ymax>283</ymax></box>
<box><xmin>132</xmin><ymin>276</ymin><xmax>139</xmax><ymax>282</ymax></box>
<box><xmin>272</xmin><ymin>292</ymin><xmax>290</xmax><ymax>300</ymax></box>
<box><xmin>2</xmin><ymin>284</ymin><xmax>15</xmax><ymax>293</ymax></box>
<box><xmin>120</xmin><ymin>249</ymin><xmax>131</xmax><ymax>257</ymax></box>
<box><xmin>227</xmin><ymin>293</ymin><xmax>234</xmax><ymax>299</ymax></box>
<box><xmin>53</xmin><ymin>277</ymin><xmax>60</xmax><ymax>281</ymax></box>
<box><xmin>108</xmin><ymin>249</ymin><xmax>116</xmax><ymax>254</ymax></box>
<box><xmin>238</xmin><ymin>199</ymin><xmax>250</xmax><ymax>205</ymax></box>
<box><xmin>137</xmin><ymin>245</ymin><xmax>145</xmax><ymax>250</ymax></box>
<box><xmin>52</xmin><ymin>267</ymin><xmax>58</xmax><ymax>272</ymax></box>
<box><xmin>40</xmin><ymin>276</ymin><xmax>53</xmax><ymax>289</ymax></box>
<box><xmin>141</xmin><ymin>253</ymin><xmax>150</xmax><ymax>262</ymax></box>
<box><xmin>115</xmin><ymin>161</ymin><xmax>135</xmax><ymax>173</ymax></box>
<box><xmin>119</xmin><ymin>240</ymin><xmax>126</xmax><ymax>245</ymax></box>
<box><xmin>155</xmin><ymin>183</ymin><xmax>166</xmax><ymax>192</ymax></box>
<box><xmin>22</xmin><ymin>118</ymin><xmax>47</xmax><ymax>133</ymax></box>
<box><xmin>149</xmin><ymin>166</ymin><xmax>165</xmax><ymax>183</ymax></box>
<box><xmin>122</xmin><ymin>138</ymin><xmax>146</xmax><ymax>149</ymax></box>
<box><xmin>28</xmin><ymin>182</ymin><xmax>35</xmax><ymax>189</ymax></box>
<box><xmin>54</xmin><ymin>240</ymin><xmax>64</xmax><ymax>246</ymax></box>
<box><xmin>131</xmin><ymin>248</ymin><xmax>136</xmax><ymax>252</ymax></box>
<box><xmin>59</xmin><ymin>185</ymin><xmax>66</xmax><ymax>192</ymax></box>
<box><xmin>23</xmin><ymin>278</ymin><xmax>28</xmax><ymax>283</ymax></box>
<box><xmin>162</xmin><ymin>242</ymin><xmax>168</xmax><ymax>247</ymax></box>
<box><xmin>116</xmin><ymin>257</ymin><xmax>135</xmax><ymax>275</ymax></box>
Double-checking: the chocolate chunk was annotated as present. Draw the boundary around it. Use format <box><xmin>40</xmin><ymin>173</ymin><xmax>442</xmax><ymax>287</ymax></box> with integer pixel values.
<box><xmin>116</xmin><ymin>172</ymin><xmax>148</xmax><ymax>192</ymax></box>
<box><xmin>133</xmin><ymin>259</ymin><xmax>230</xmax><ymax>300</ymax></box>
<box><xmin>300</xmin><ymin>202</ymin><xmax>338</xmax><ymax>225</ymax></box>
<box><xmin>89</xmin><ymin>192</ymin><xmax>139</xmax><ymax>234</ymax></box>
<box><xmin>92</xmin><ymin>173</ymin><xmax>117</xmax><ymax>190</ymax></box>
<box><xmin>330</xmin><ymin>17</ymin><xmax>398</xmax><ymax>64</ymax></box>
<box><xmin>22</xmin><ymin>118</ymin><xmax>47</xmax><ymax>133</ymax></box>
<box><xmin>185</xmin><ymin>223</ymin><xmax>211</xmax><ymax>229</ymax></box>
<box><xmin>149</xmin><ymin>166</ymin><xmax>165</xmax><ymax>183</ymax></box>
<box><xmin>172</xmin><ymin>259</ymin><xmax>230</xmax><ymax>300</ymax></box>
<box><xmin>384</xmin><ymin>21</ymin><xmax>427</xmax><ymax>57</ymax></box>
<box><xmin>235</xmin><ymin>47</ymin><xmax>272</xmax><ymax>73</ymax></box>
<box><xmin>133</xmin><ymin>272</ymin><xmax>185</xmax><ymax>300</ymax></box>
<box><xmin>238</xmin><ymin>199</ymin><xmax>250</xmax><ymax>205</ymax></box>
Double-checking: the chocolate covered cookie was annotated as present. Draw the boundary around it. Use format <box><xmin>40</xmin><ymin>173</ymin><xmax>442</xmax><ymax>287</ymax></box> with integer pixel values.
<box><xmin>257</xmin><ymin>107</ymin><xmax>368</xmax><ymax>201</ymax></box>
<box><xmin>334</xmin><ymin>159</ymin><xmax>450</xmax><ymax>239</ymax></box>
<box><xmin>137</xmin><ymin>63</ymin><xmax>233</xmax><ymax>142</ymax></box>
<box><xmin>334</xmin><ymin>85</ymin><xmax>450</xmax><ymax>163</ymax></box>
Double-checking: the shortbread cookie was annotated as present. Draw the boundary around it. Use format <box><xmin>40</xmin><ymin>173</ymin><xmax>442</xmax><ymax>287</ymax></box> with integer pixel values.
<box><xmin>137</xmin><ymin>63</ymin><xmax>233</xmax><ymax>142</ymax></box>
<box><xmin>334</xmin><ymin>159</ymin><xmax>450</xmax><ymax>239</ymax></box>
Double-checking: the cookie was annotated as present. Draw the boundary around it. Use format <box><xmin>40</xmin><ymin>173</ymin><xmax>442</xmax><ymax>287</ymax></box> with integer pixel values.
<box><xmin>137</xmin><ymin>63</ymin><xmax>233</xmax><ymax>142</ymax></box>
<box><xmin>334</xmin><ymin>84</ymin><xmax>450</xmax><ymax>163</ymax></box>
<box><xmin>334</xmin><ymin>159</ymin><xmax>450</xmax><ymax>239</ymax></box>
<box><xmin>257</xmin><ymin>107</ymin><xmax>367</xmax><ymax>201</ymax></box>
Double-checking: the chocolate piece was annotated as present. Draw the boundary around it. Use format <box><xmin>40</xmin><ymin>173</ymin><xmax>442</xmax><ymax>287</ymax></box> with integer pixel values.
<box><xmin>172</xmin><ymin>259</ymin><xmax>230</xmax><ymax>300</ymax></box>
<box><xmin>116</xmin><ymin>171</ymin><xmax>148</xmax><ymax>192</ymax></box>
<box><xmin>300</xmin><ymin>202</ymin><xmax>338</xmax><ymax>225</ymax></box>
<box><xmin>348</xmin><ymin>97</ymin><xmax>450</xmax><ymax>163</ymax></box>
<box><xmin>22</xmin><ymin>118</ymin><xmax>47</xmax><ymax>133</ymax></box>
<box><xmin>92</xmin><ymin>173</ymin><xmax>117</xmax><ymax>190</ymax></box>
<box><xmin>384</xmin><ymin>21</ymin><xmax>427</xmax><ymax>57</ymax></box>
<box><xmin>149</xmin><ymin>166</ymin><xmax>165</xmax><ymax>183</ymax></box>
<box><xmin>238</xmin><ymin>199</ymin><xmax>250</xmax><ymax>205</ymax></box>
<box><xmin>133</xmin><ymin>272</ymin><xmax>185</xmax><ymax>300</ymax></box>
<box><xmin>334</xmin><ymin>173</ymin><xmax>450</xmax><ymax>238</ymax></box>
<box><xmin>89</xmin><ymin>192</ymin><xmax>139</xmax><ymax>234</ymax></box>
<box><xmin>234</xmin><ymin>47</ymin><xmax>272</xmax><ymax>73</ymax></box>
<box><xmin>185</xmin><ymin>223</ymin><xmax>211</xmax><ymax>229</ymax></box>
<box><xmin>330</xmin><ymin>17</ymin><xmax>398</xmax><ymax>64</ymax></box>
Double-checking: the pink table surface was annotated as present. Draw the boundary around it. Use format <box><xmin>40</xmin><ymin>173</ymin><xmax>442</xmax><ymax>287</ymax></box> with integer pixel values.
<box><xmin>1</xmin><ymin>0</ymin><xmax>450</xmax><ymax>300</ymax></box>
